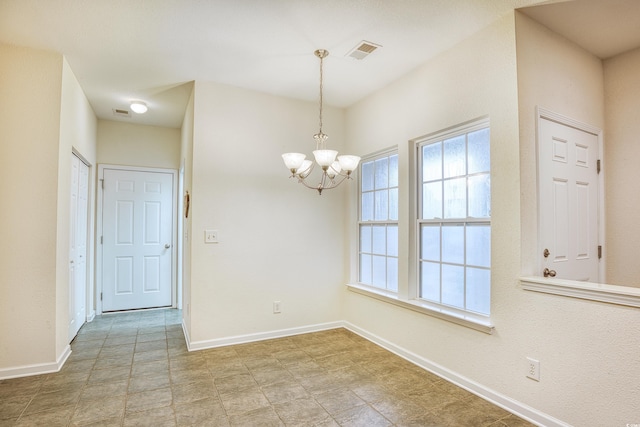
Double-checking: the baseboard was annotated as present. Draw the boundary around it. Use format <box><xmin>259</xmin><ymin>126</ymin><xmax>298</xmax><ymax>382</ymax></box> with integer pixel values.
<box><xmin>185</xmin><ymin>321</ymin><xmax>345</xmax><ymax>351</ymax></box>
<box><xmin>181</xmin><ymin>319</ymin><xmax>192</xmax><ymax>350</ymax></box>
<box><xmin>86</xmin><ymin>310</ymin><xmax>96</xmax><ymax>322</ymax></box>
<box><xmin>0</xmin><ymin>344</ymin><xmax>71</xmax><ymax>380</ymax></box>
<box><xmin>342</xmin><ymin>322</ymin><xmax>570</xmax><ymax>427</ymax></box>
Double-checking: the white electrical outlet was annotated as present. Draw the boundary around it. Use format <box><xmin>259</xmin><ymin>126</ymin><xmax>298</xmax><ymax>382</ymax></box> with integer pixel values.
<box><xmin>526</xmin><ymin>357</ymin><xmax>540</xmax><ymax>381</ymax></box>
<box><xmin>204</xmin><ymin>229</ymin><xmax>219</xmax><ymax>243</ymax></box>
<box><xmin>273</xmin><ymin>301</ymin><xmax>281</xmax><ymax>314</ymax></box>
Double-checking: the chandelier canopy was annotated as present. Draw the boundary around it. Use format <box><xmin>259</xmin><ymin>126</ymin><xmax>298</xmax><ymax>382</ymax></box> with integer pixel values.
<box><xmin>281</xmin><ymin>49</ymin><xmax>360</xmax><ymax>195</ymax></box>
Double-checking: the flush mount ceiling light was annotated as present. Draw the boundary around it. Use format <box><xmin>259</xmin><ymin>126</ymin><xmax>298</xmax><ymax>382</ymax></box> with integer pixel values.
<box><xmin>281</xmin><ymin>49</ymin><xmax>361</xmax><ymax>195</ymax></box>
<box><xmin>130</xmin><ymin>101</ymin><xmax>148</xmax><ymax>114</ymax></box>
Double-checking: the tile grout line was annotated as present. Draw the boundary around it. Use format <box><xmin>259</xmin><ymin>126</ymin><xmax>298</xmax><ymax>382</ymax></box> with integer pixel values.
<box><xmin>2</xmin><ymin>311</ymin><xmax>534</xmax><ymax>427</ymax></box>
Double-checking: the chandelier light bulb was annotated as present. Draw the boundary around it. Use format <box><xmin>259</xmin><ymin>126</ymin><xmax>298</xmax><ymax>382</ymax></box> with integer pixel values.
<box><xmin>282</xmin><ymin>153</ymin><xmax>305</xmax><ymax>172</ymax></box>
<box><xmin>327</xmin><ymin>161</ymin><xmax>342</xmax><ymax>179</ymax></box>
<box><xmin>338</xmin><ymin>155</ymin><xmax>361</xmax><ymax>172</ymax></box>
<box><xmin>296</xmin><ymin>160</ymin><xmax>313</xmax><ymax>178</ymax></box>
<box><xmin>313</xmin><ymin>149</ymin><xmax>338</xmax><ymax>168</ymax></box>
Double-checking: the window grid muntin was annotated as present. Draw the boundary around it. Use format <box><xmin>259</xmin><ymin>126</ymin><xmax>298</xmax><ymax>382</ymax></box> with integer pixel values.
<box><xmin>418</xmin><ymin>219</ymin><xmax>491</xmax><ymax>314</ymax></box>
<box><xmin>358</xmin><ymin>150</ymin><xmax>399</xmax><ymax>291</ymax></box>
<box><xmin>417</xmin><ymin>122</ymin><xmax>491</xmax><ymax>315</ymax></box>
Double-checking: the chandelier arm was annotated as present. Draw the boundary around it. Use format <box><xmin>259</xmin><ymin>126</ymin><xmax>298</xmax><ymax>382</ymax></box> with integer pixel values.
<box><xmin>296</xmin><ymin>179</ymin><xmax>320</xmax><ymax>190</ymax></box>
<box><xmin>336</xmin><ymin>170</ymin><xmax>354</xmax><ymax>179</ymax></box>
<box><xmin>296</xmin><ymin>172</ymin><xmax>348</xmax><ymax>192</ymax></box>
<box><xmin>327</xmin><ymin>174</ymin><xmax>348</xmax><ymax>189</ymax></box>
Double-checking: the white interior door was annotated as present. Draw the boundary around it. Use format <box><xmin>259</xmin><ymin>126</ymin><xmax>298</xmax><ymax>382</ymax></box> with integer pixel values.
<box><xmin>69</xmin><ymin>153</ymin><xmax>88</xmax><ymax>341</ymax></box>
<box><xmin>538</xmin><ymin>115</ymin><xmax>600</xmax><ymax>281</ymax></box>
<box><xmin>102</xmin><ymin>168</ymin><xmax>174</xmax><ymax>311</ymax></box>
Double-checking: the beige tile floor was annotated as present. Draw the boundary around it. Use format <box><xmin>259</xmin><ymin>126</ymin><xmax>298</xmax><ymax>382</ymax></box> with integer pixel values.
<box><xmin>0</xmin><ymin>309</ymin><xmax>535</xmax><ymax>426</ymax></box>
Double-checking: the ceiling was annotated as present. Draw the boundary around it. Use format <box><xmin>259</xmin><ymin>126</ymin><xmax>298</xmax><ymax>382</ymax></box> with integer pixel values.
<box><xmin>1</xmin><ymin>0</ymin><xmax>637</xmax><ymax>128</ymax></box>
<box><xmin>519</xmin><ymin>0</ymin><xmax>640</xmax><ymax>59</ymax></box>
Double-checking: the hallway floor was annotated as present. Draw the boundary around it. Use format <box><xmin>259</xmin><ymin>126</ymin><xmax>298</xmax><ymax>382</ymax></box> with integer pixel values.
<box><xmin>0</xmin><ymin>309</ymin><xmax>534</xmax><ymax>426</ymax></box>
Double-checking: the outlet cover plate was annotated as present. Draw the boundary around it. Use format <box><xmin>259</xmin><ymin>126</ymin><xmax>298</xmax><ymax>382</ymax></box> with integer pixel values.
<box><xmin>526</xmin><ymin>357</ymin><xmax>540</xmax><ymax>381</ymax></box>
<box><xmin>205</xmin><ymin>229</ymin><xmax>219</xmax><ymax>243</ymax></box>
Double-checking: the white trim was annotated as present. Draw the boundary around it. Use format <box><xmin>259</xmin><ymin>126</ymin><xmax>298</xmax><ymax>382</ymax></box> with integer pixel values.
<box><xmin>342</xmin><ymin>321</ymin><xmax>570</xmax><ymax>427</ymax></box>
<box><xmin>410</xmin><ymin>116</ymin><xmax>493</xmax><ymax>320</ymax></box>
<box><xmin>71</xmin><ymin>148</ymin><xmax>92</xmax><ymax>168</ymax></box>
<box><xmin>96</xmin><ymin>164</ymin><xmax>178</xmax><ymax>314</ymax></box>
<box><xmin>184</xmin><ymin>321</ymin><xmax>344</xmax><ymax>352</ymax></box>
<box><xmin>357</xmin><ymin>148</ymin><xmax>399</xmax><ymax>289</ymax></box>
<box><xmin>71</xmin><ymin>150</ymin><xmax>94</xmax><ymax>340</ymax></box>
<box><xmin>412</xmin><ymin>115</ymin><xmax>491</xmax><ymax>144</ymax></box>
<box><xmin>347</xmin><ymin>283</ymin><xmax>494</xmax><ymax>334</ymax></box>
<box><xmin>181</xmin><ymin>318</ymin><xmax>192</xmax><ymax>350</ymax></box>
<box><xmin>520</xmin><ymin>276</ymin><xmax>640</xmax><ymax>308</ymax></box>
<box><xmin>0</xmin><ymin>345</ymin><xmax>71</xmax><ymax>380</ymax></box>
<box><xmin>536</xmin><ymin>107</ymin><xmax>602</xmax><ymax>135</ymax></box>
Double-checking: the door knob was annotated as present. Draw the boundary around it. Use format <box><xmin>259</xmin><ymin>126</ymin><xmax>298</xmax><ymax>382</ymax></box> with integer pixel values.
<box><xmin>543</xmin><ymin>268</ymin><xmax>556</xmax><ymax>278</ymax></box>
<box><xmin>164</xmin><ymin>243</ymin><xmax>171</xmax><ymax>249</ymax></box>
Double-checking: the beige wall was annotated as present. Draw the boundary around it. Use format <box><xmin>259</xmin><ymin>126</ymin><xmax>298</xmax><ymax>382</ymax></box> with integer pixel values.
<box><xmin>97</xmin><ymin>120</ymin><xmax>181</xmax><ymax>170</ymax></box>
<box><xmin>186</xmin><ymin>81</ymin><xmax>348</xmax><ymax>345</ymax></box>
<box><xmin>180</xmin><ymin>87</ymin><xmax>195</xmax><ymax>335</ymax></box>
<box><xmin>514</xmin><ymin>16</ymin><xmax>640</xmax><ymax>425</ymax></box>
<box><xmin>0</xmin><ymin>44</ymin><xmax>63</xmax><ymax>372</ymax></box>
<box><xmin>0</xmin><ymin>44</ymin><xmax>97</xmax><ymax>375</ymax></box>
<box><xmin>342</xmin><ymin>13</ymin><xmax>639</xmax><ymax>426</ymax></box>
<box><xmin>603</xmin><ymin>47</ymin><xmax>640</xmax><ymax>286</ymax></box>
<box><xmin>56</xmin><ymin>58</ymin><xmax>98</xmax><ymax>357</ymax></box>
<box><xmin>515</xmin><ymin>12</ymin><xmax>605</xmax><ymax>279</ymax></box>
<box><xmin>2</xmin><ymin>12</ymin><xmax>639</xmax><ymax>426</ymax></box>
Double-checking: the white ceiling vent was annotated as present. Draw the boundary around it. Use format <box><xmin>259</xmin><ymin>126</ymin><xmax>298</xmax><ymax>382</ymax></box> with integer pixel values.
<box><xmin>346</xmin><ymin>41</ymin><xmax>382</xmax><ymax>60</ymax></box>
<box><xmin>112</xmin><ymin>108</ymin><xmax>131</xmax><ymax>118</ymax></box>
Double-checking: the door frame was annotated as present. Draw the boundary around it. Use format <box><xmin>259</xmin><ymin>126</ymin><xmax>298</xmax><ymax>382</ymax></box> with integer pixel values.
<box><xmin>535</xmin><ymin>106</ymin><xmax>605</xmax><ymax>283</ymax></box>
<box><xmin>96</xmin><ymin>164</ymin><xmax>178</xmax><ymax>314</ymax></box>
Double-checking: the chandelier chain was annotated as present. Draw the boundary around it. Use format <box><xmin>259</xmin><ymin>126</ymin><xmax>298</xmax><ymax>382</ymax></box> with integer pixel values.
<box><xmin>318</xmin><ymin>52</ymin><xmax>324</xmax><ymax>135</ymax></box>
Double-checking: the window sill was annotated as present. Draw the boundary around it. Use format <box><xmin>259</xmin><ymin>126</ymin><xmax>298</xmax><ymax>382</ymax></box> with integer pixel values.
<box><xmin>346</xmin><ymin>284</ymin><xmax>495</xmax><ymax>334</ymax></box>
<box><xmin>520</xmin><ymin>276</ymin><xmax>640</xmax><ymax>308</ymax></box>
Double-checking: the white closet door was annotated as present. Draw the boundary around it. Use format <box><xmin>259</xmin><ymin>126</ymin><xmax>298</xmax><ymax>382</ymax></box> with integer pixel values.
<box><xmin>69</xmin><ymin>154</ymin><xmax>88</xmax><ymax>341</ymax></box>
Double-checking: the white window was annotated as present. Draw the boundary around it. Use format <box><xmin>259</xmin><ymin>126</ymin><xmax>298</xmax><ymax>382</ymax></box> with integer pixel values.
<box><xmin>358</xmin><ymin>150</ymin><xmax>399</xmax><ymax>292</ymax></box>
<box><xmin>417</xmin><ymin>120</ymin><xmax>491</xmax><ymax>316</ymax></box>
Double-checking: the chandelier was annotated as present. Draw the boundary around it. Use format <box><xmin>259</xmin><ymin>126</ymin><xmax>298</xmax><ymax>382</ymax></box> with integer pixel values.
<box><xmin>281</xmin><ymin>49</ymin><xmax>360</xmax><ymax>195</ymax></box>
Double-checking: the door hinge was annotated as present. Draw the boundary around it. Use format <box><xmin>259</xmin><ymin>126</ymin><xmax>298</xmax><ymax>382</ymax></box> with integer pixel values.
<box><xmin>101</xmin><ymin>179</ymin><xmax>104</xmax><ymax>189</ymax></box>
<box><xmin>100</xmin><ymin>236</ymin><xmax>103</xmax><ymax>244</ymax></box>
<box><xmin>598</xmin><ymin>245</ymin><xmax>602</xmax><ymax>259</ymax></box>
<box><xmin>100</xmin><ymin>292</ymin><xmax>103</xmax><ymax>301</ymax></box>
<box><xmin>597</xmin><ymin>159</ymin><xmax>601</xmax><ymax>174</ymax></box>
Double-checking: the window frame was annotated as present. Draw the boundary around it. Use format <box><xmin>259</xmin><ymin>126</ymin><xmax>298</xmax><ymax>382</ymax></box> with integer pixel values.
<box><xmin>413</xmin><ymin>117</ymin><xmax>491</xmax><ymax>322</ymax></box>
<box><xmin>357</xmin><ymin>148</ymin><xmax>399</xmax><ymax>293</ymax></box>
<box><xmin>347</xmin><ymin>117</ymin><xmax>495</xmax><ymax>334</ymax></box>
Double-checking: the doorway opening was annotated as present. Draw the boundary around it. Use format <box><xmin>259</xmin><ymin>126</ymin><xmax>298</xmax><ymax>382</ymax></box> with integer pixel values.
<box><xmin>97</xmin><ymin>165</ymin><xmax>178</xmax><ymax>313</ymax></box>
